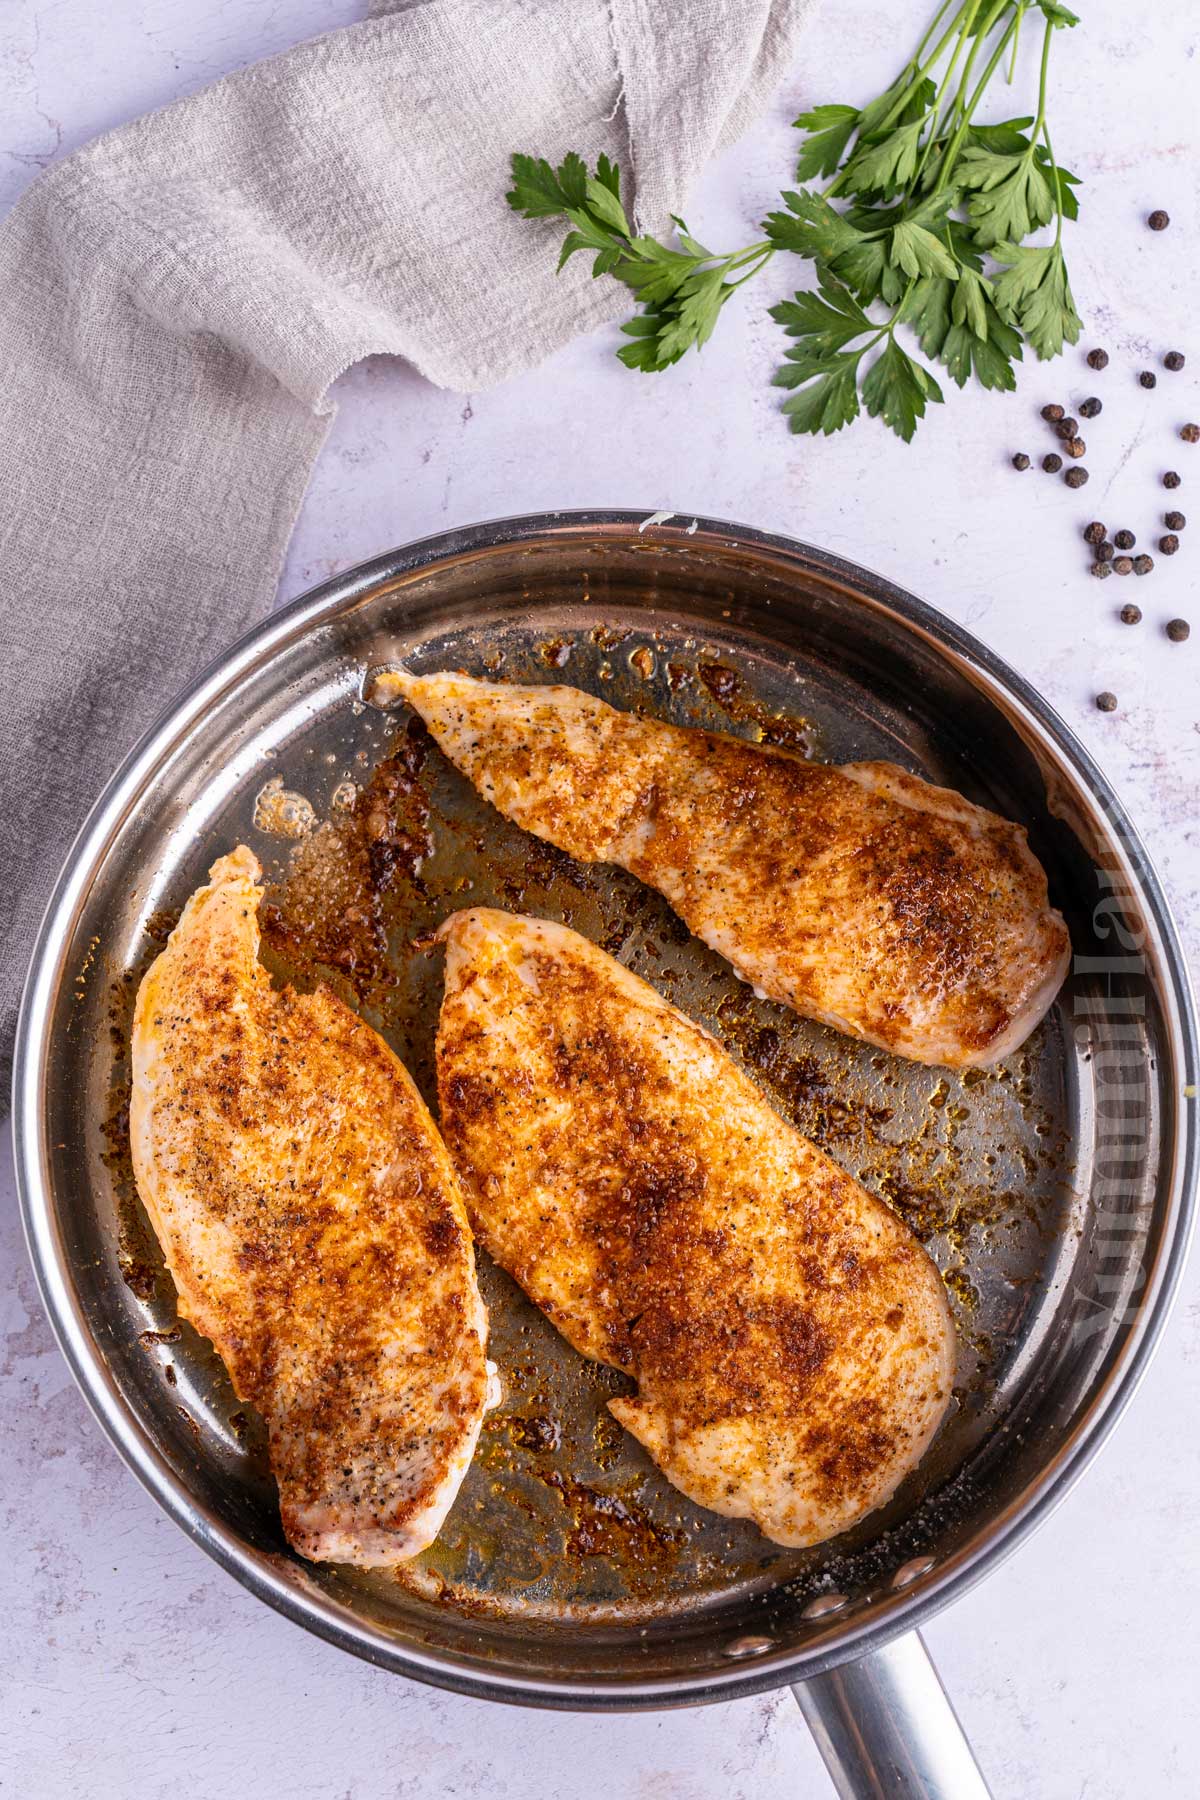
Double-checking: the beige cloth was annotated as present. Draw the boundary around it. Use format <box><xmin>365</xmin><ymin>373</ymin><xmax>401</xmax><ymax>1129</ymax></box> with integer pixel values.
<box><xmin>0</xmin><ymin>0</ymin><xmax>809</xmax><ymax>1088</ymax></box>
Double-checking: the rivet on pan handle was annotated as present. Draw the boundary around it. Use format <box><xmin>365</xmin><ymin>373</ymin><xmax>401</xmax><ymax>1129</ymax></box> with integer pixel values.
<box><xmin>793</xmin><ymin>1631</ymin><xmax>992</xmax><ymax>1800</ymax></box>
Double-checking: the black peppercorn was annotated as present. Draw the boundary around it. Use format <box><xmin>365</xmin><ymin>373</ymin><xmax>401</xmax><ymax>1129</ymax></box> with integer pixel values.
<box><xmin>1090</xmin><ymin>561</ymin><xmax>1112</xmax><ymax>579</ymax></box>
<box><xmin>1139</xmin><ymin>370</ymin><xmax>1157</xmax><ymax>390</ymax></box>
<box><xmin>1055</xmin><ymin>417</ymin><xmax>1079</xmax><ymax>439</ymax></box>
<box><xmin>1148</xmin><ymin>210</ymin><xmax>1170</xmax><ymax>231</ymax></box>
<box><xmin>1079</xmin><ymin>397</ymin><xmax>1102</xmax><ymax>419</ymax></box>
<box><xmin>1083</xmin><ymin>521</ymin><xmax>1106</xmax><ymax>545</ymax></box>
<box><xmin>1043</xmin><ymin>452</ymin><xmax>1063</xmax><ymax>472</ymax></box>
<box><xmin>1164</xmin><ymin>351</ymin><xmax>1186</xmax><ymax>372</ymax></box>
<box><xmin>1114</xmin><ymin>529</ymin><xmax>1135</xmax><ymax>550</ymax></box>
<box><xmin>1120</xmin><ymin>604</ymin><xmax>1142</xmax><ymax>624</ymax></box>
<box><xmin>1114</xmin><ymin>556</ymin><xmax>1134</xmax><ymax>576</ymax></box>
<box><xmin>1011</xmin><ymin>452</ymin><xmax>1030</xmax><ymax>470</ymax></box>
<box><xmin>1160</xmin><ymin>534</ymin><xmax>1180</xmax><ymax>555</ymax></box>
<box><xmin>1064</xmin><ymin>466</ymin><xmax>1089</xmax><ymax>488</ymax></box>
<box><xmin>1096</xmin><ymin>691</ymin><xmax>1118</xmax><ymax>712</ymax></box>
<box><xmin>1166</xmin><ymin>618</ymin><xmax>1190</xmax><ymax>642</ymax></box>
<box><xmin>1086</xmin><ymin>349</ymin><xmax>1109</xmax><ymax>370</ymax></box>
<box><xmin>1133</xmin><ymin>554</ymin><xmax>1154</xmax><ymax>576</ymax></box>
<box><xmin>1065</xmin><ymin>437</ymin><xmax>1086</xmax><ymax>458</ymax></box>
<box><xmin>1181</xmin><ymin>424</ymin><xmax>1200</xmax><ymax>444</ymax></box>
<box><xmin>1096</xmin><ymin>540</ymin><xmax>1115</xmax><ymax>562</ymax></box>
<box><xmin>1164</xmin><ymin>471</ymin><xmax>1182</xmax><ymax>489</ymax></box>
<box><xmin>1042</xmin><ymin>403</ymin><xmax>1065</xmax><ymax>422</ymax></box>
<box><xmin>1165</xmin><ymin>510</ymin><xmax>1186</xmax><ymax>531</ymax></box>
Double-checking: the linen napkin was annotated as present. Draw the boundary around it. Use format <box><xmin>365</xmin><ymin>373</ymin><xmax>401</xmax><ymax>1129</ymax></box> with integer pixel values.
<box><xmin>0</xmin><ymin>0</ymin><xmax>810</xmax><ymax>1091</ymax></box>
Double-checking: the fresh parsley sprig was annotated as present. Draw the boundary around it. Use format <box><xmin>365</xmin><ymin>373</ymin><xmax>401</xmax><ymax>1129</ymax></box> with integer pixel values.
<box><xmin>507</xmin><ymin>151</ymin><xmax>774</xmax><ymax>371</ymax></box>
<box><xmin>506</xmin><ymin>0</ymin><xmax>1081</xmax><ymax>442</ymax></box>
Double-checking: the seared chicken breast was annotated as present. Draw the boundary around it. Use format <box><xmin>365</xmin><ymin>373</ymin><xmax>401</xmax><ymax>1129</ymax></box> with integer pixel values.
<box><xmin>436</xmin><ymin>908</ymin><xmax>955</xmax><ymax>1549</ymax></box>
<box><xmin>395</xmin><ymin>670</ymin><xmax>1069</xmax><ymax>1068</ymax></box>
<box><xmin>130</xmin><ymin>847</ymin><xmax>491</xmax><ymax>1567</ymax></box>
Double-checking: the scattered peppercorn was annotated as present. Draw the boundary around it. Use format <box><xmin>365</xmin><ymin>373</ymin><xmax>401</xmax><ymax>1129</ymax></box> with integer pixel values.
<box><xmin>1095</xmin><ymin>691</ymin><xmax>1118</xmax><ymax>712</ymax></box>
<box><xmin>1164</xmin><ymin>351</ymin><xmax>1186</xmax><ymax>372</ymax></box>
<box><xmin>1165</xmin><ymin>510</ymin><xmax>1186</xmax><ymax>531</ymax></box>
<box><xmin>1148</xmin><ymin>210</ymin><xmax>1170</xmax><ymax>231</ymax></box>
<box><xmin>1054</xmin><ymin>417</ymin><xmax>1079</xmax><ymax>439</ymax></box>
<box><xmin>1083</xmin><ymin>521</ymin><xmax>1106</xmax><ymax>545</ymax></box>
<box><xmin>1011</xmin><ymin>452</ymin><xmax>1030</xmax><ymax>470</ymax></box>
<box><xmin>1042</xmin><ymin>403</ymin><xmax>1065</xmax><ymax>422</ymax></box>
<box><xmin>1166</xmin><ymin>618</ymin><xmax>1190</xmax><ymax>642</ymax></box>
<box><xmin>1120</xmin><ymin>604</ymin><xmax>1142</xmax><ymax>624</ymax></box>
<box><xmin>1133</xmin><ymin>554</ymin><xmax>1154</xmax><ymax>576</ymax></box>
<box><xmin>1064</xmin><ymin>466</ymin><xmax>1089</xmax><ymax>488</ymax></box>
<box><xmin>1079</xmin><ymin>397</ymin><xmax>1102</xmax><ymax>419</ymax></box>
<box><xmin>1043</xmin><ymin>452</ymin><xmax>1063</xmax><ymax>472</ymax></box>
<box><xmin>1096</xmin><ymin>540</ymin><xmax>1115</xmax><ymax>562</ymax></box>
<box><xmin>1114</xmin><ymin>529</ymin><xmax>1135</xmax><ymax>550</ymax></box>
<box><xmin>1181</xmin><ymin>424</ymin><xmax>1200</xmax><ymax>444</ymax></box>
<box><xmin>1087</xmin><ymin>349</ymin><xmax>1109</xmax><ymax>370</ymax></box>
<box><xmin>1160</xmin><ymin>534</ymin><xmax>1180</xmax><ymax>555</ymax></box>
<box><xmin>1090</xmin><ymin>561</ymin><xmax>1111</xmax><ymax>579</ymax></box>
<box><xmin>1164</xmin><ymin>471</ymin><xmax>1182</xmax><ymax>489</ymax></box>
<box><xmin>1139</xmin><ymin>371</ymin><xmax>1157</xmax><ymax>390</ymax></box>
<box><xmin>1113</xmin><ymin>556</ymin><xmax>1134</xmax><ymax>575</ymax></box>
<box><xmin>1065</xmin><ymin>437</ymin><xmax>1086</xmax><ymax>458</ymax></box>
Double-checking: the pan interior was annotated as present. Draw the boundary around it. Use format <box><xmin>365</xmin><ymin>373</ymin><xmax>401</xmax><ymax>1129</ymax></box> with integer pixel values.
<box><xmin>38</xmin><ymin>528</ymin><xmax>1175</xmax><ymax>1694</ymax></box>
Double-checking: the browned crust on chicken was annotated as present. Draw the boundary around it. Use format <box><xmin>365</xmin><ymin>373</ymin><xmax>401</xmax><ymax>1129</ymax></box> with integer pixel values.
<box><xmin>395</xmin><ymin>671</ymin><xmax>1070</xmax><ymax>1068</ymax></box>
<box><xmin>436</xmin><ymin>909</ymin><xmax>955</xmax><ymax>1549</ymax></box>
<box><xmin>130</xmin><ymin>847</ymin><xmax>490</xmax><ymax>1567</ymax></box>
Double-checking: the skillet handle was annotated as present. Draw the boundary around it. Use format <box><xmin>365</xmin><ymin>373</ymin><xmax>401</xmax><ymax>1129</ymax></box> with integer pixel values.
<box><xmin>791</xmin><ymin>1630</ymin><xmax>992</xmax><ymax>1800</ymax></box>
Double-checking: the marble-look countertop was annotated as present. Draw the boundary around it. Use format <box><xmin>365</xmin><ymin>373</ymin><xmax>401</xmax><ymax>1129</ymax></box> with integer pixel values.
<box><xmin>2</xmin><ymin>2</ymin><xmax>1197</xmax><ymax>1795</ymax></box>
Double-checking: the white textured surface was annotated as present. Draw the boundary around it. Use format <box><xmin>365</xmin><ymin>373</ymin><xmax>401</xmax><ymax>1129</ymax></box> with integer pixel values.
<box><xmin>2</xmin><ymin>2</ymin><xmax>1198</xmax><ymax>1795</ymax></box>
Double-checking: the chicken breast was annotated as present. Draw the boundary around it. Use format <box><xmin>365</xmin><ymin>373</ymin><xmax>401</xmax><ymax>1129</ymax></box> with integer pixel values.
<box><xmin>394</xmin><ymin>670</ymin><xmax>1069</xmax><ymax>1068</ymax></box>
<box><xmin>436</xmin><ymin>908</ymin><xmax>955</xmax><ymax>1549</ymax></box>
<box><xmin>130</xmin><ymin>847</ymin><xmax>491</xmax><ymax>1567</ymax></box>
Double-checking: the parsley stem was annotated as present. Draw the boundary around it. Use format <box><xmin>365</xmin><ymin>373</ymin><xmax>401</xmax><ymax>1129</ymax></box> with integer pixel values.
<box><xmin>913</xmin><ymin>0</ymin><xmax>964</xmax><ymax>67</ymax></box>
<box><xmin>1031</xmin><ymin>11</ymin><xmax>1054</xmax><ymax>136</ymax></box>
<box><xmin>959</xmin><ymin>0</ymin><xmax>1022</xmax><ymax>125</ymax></box>
<box><xmin>723</xmin><ymin>245</ymin><xmax>775</xmax><ymax>290</ymax></box>
<box><xmin>933</xmin><ymin>0</ymin><xmax>1021</xmax><ymax>193</ymax></box>
<box><xmin>1030</xmin><ymin>14</ymin><xmax>1064</xmax><ymax>241</ymax></box>
<box><xmin>1043</xmin><ymin>122</ymin><xmax>1064</xmax><ymax>246</ymax></box>
<box><xmin>912</xmin><ymin>0</ymin><xmax>983</xmax><ymax>188</ymax></box>
<box><xmin>1006</xmin><ymin>0</ymin><xmax>1026</xmax><ymax>83</ymax></box>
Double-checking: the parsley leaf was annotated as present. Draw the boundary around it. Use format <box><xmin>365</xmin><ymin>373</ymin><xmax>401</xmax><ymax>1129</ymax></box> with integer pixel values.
<box><xmin>902</xmin><ymin>270</ymin><xmax>1021</xmax><ymax>391</ymax></box>
<box><xmin>771</xmin><ymin>274</ymin><xmax>872</xmax><ymax>357</ymax></box>
<box><xmin>775</xmin><ymin>353</ymin><xmax>864</xmax><ymax>436</ymax></box>
<box><xmin>764</xmin><ymin>189</ymin><xmax>875</xmax><ymax>262</ymax></box>
<box><xmin>991</xmin><ymin>241</ymin><xmax>1082</xmax><ymax>359</ymax></box>
<box><xmin>941</xmin><ymin>305</ymin><xmax>1023</xmax><ymax>391</ymax></box>
<box><xmin>959</xmin><ymin>146</ymin><xmax>1056</xmax><ymax>247</ymax></box>
<box><xmin>506</xmin><ymin>151</ymin><xmax>589</xmax><ymax>217</ymax></box>
<box><xmin>967</xmin><ymin>117</ymin><xmax>1036</xmax><ymax>155</ymax></box>
<box><xmin>862</xmin><ymin>338</ymin><xmax>944</xmax><ymax>441</ymax></box>
<box><xmin>952</xmin><ymin>263</ymin><xmax>991</xmax><ymax>338</ymax></box>
<box><xmin>903</xmin><ymin>276</ymin><xmax>954</xmax><ymax>361</ymax></box>
<box><xmin>891</xmin><ymin>217</ymin><xmax>959</xmax><ymax>279</ymax></box>
<box><xmin>793</xmin><ymin>104</ymin><xmax>860</xmax><ymax>180</ymax></box>
<box><xmin>841</xmin><ymin>118</ymin><xmax>924</xmax><ymax>197</ymax></box>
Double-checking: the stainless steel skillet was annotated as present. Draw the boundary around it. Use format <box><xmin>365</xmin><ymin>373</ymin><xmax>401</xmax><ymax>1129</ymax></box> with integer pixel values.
<box><xmin>15</xmin><ymin>512</ymin><xmax>1197</xmax><ymax>1798</ymax></box>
